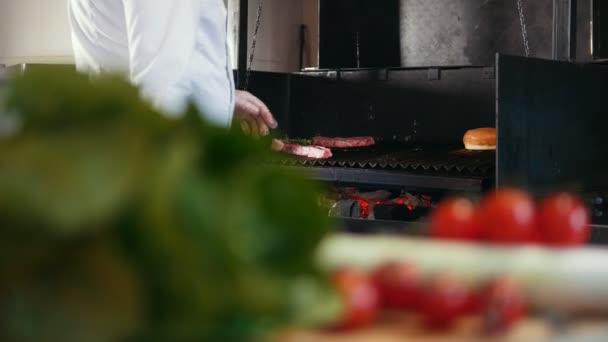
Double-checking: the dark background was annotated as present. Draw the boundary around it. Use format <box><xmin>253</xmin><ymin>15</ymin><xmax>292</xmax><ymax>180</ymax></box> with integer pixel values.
<box><xmin>496</xmin><ymin>55</ymin><xmax>608</xmax><ymax>193</ymax></box>
<box><xmin>319</xmin><ymin>0</ymin><xmax>401</xmax><ymax>68</ymax></box>
<box><xmin>594</xmin><ymin>0</ymin><xmax>608</xmax><ymax>59</ymax></box>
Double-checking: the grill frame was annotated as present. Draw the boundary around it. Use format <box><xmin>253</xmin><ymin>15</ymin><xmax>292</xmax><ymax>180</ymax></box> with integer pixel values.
<box><xmin>274</xmin><ymin>144</ymin><xmax>494</xmax><ymax>174</ymax></box>
<box><xmin>272</xmin><ymin>144</ymin><xmax>495</xmax><ymax>191</ymax></box>
<box><xmin>246</xmin><ymin>54</ymin><xmax>608</xmax><ymax>234</ymax></box>
<box><xmin>250</xmin><ymin>55</ymin><xmax>608</xmax><ymax>199</ymax></box>
<box><xmin>248</xmin><ymin>64</ymin><xmax>498</xmax><ymax>192</ymax></box>
<box><xmin>286</xmin><ymin>166</ymin><xmax>489</xmax><ymax>192</ymax></box>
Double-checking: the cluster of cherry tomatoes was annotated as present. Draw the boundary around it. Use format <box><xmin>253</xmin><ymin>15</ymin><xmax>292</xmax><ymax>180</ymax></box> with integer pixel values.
<box><xmin>326</xmin><ymin>189</ymin><xmax>589</xmax><ymax>334</ymax></box>
<box><xmin>429</xmin><ymin>189</ymin><xmax>591</xmax><ymax>247</ymax></box>
<box><xmin>330</xmin><ymin>263</ymin><xmax>526</xmax><ymax>334</ymax></box>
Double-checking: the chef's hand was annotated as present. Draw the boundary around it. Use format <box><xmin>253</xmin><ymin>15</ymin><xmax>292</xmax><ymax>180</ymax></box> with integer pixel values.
<box><xmin>234</xmin><ymin>90</ymin><xmax>277</xmax><ymax>138</ymax></box>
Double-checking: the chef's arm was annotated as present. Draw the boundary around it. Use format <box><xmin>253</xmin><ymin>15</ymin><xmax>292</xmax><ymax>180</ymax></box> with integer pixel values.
<box><xmin>121</xmin><ymin>0</ymin><xmax>199</xmax><ymax>113</ymax></box>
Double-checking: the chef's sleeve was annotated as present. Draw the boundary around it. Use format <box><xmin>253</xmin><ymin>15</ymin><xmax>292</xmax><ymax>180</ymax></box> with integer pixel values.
<box><xmin>121</xmin><ymin>0</ymin><xmax>200</xmax><ymax>114</ymax></box>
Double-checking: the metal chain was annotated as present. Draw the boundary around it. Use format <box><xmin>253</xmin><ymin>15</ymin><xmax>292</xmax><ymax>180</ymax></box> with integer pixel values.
<box><xmin>244</xmin><ymin>0</ymin><xmax>264</xmax><ymax>91</ymax></box>
<box><xmin>517</xmin><ymin>0</ymin><xmax>531</xmax><ymax>57</ymax></box>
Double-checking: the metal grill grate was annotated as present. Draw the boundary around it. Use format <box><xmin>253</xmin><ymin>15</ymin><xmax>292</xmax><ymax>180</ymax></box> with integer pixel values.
<box><xmin>273</xmin><ymin>144</ymin><xmax>495</xmax><ymax>176</ymax></box>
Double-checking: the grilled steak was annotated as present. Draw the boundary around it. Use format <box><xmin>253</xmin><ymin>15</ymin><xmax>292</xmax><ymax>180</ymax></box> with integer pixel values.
<box><xmin>312</xmin><ymin>136</ymin><xmax>375</xmax><ymax>148</ymax></box>
<box><xmin>272</xmin><ymin>139</ymin><xmax>333</xmax><ymax>159</ymax></box>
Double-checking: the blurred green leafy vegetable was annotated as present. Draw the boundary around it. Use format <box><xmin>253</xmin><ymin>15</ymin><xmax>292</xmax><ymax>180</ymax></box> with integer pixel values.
<box><xmin>0</xmin><ymin>68</ymin><xmax>338</xmax><ymax>342</ymax></box>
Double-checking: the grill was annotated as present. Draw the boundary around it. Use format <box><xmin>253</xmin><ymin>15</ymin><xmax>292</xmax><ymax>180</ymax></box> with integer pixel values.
<box><xmin>272</xmin><ymin>143</ymin><xmax>496</xmax><ymax>192</ymax></box>
<box><xmin>248</xmin><ymin>55</ymin><xmax>608</xmax><ymax>230</ymax></box>
<box><xmin>271</xmin><ymin>144</ymin><xmax>494</xmax><ymax>193</ymax></box>
<box><xmin>274</xmin><ymin>144</ymin><xmax>494</xmax><ymax>175</ymax></box>
<box><xmin>249</xmin><ymin>64</ymin><xmax>498</xmax><ymax>193</ymax></box>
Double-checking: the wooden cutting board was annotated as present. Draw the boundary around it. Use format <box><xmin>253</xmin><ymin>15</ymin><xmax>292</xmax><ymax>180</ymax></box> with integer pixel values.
<box><xmin>276</xmin><ymin>313</ymin><xmax>608</xmax><ymax>342</ymax></box>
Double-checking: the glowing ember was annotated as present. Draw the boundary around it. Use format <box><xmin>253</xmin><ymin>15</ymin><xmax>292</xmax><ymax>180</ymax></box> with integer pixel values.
<box><xmin>335</xmin><ymin>188</ymin><xmax>434</xmax><ymax>219</ymax></box>
<box><xmin>354</xmin><ymin>197</ymin><xmax>372</xmax><ymax>218</ymax></box>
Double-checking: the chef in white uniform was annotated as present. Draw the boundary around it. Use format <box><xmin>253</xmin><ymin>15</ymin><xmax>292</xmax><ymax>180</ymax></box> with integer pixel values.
<box><xmin>67</xmin><ymin>0</ymin><xmax>276</xmax><ymax>136</ymax></box>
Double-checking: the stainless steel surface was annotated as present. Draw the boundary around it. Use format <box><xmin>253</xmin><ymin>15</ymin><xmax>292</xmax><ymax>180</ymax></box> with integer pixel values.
<box><xmin>398</xmin><ymin>0</ymin><xmax>554</xmax><ymax>66</ymax></box>
<box><xmin>552</xmin><ymin>0</ymin><xmax>577</xmax><ymax>60</ymax></box>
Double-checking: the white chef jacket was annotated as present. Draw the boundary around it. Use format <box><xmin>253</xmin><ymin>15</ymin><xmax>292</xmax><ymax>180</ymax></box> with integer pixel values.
<box><xmin>67</xmin><ymin>0</ymin><xmax>235</xmax><ymax>127</ymax></box>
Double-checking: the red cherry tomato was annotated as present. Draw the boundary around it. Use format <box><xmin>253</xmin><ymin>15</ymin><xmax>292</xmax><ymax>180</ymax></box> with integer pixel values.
<box><xmin>527</xmin><ymin>228</ymin><xmax>545</xmax><ymax>246</ymax></box>
<box><xmin>538</xmin><ymin>193</ymin><xmax>591</xmax><ymax>247</ymax></box>
<box><xmin>481</xmin><ymin>276</ymin><xmax>527</xmax><ymax>334</ymax></box>
<box><xmin>462</xmin><ymin>289</ymin><xmax>484</xmax><ymax>315</ymax></box>
<box><xmin>418</xmin><ymin>273</ymin><xmax>470</xmax><ymax>329</ymax></box>
<box><xmin>371</xmin><ymin>261</ymin><xmax>419</xmax><ymax>309</ymax></box>
<box><xmin>479</xmin><ymin>189</ymin><xmax>537</xmax><ymax>244</ymax></box>
<box><xmin>331</xmin><ymin>268</ymin><xmax>379</xmax><ymax>330</ymax></box>
<box><xmin>429</xmin><ymin>197</ymin><xmax>482</xmax><ymax>241</ymax></box>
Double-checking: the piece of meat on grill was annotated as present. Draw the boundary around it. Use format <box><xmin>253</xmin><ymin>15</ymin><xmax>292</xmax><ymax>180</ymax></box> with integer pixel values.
<box><xmin>272</xmin><ymin>139</ymin><xmax>333</xmax><ymax>159</ymax></box>
<box><xmin>312</xmin><ymin>136</ymin><xmax>376</xmax><ymax>148</ymax></box>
